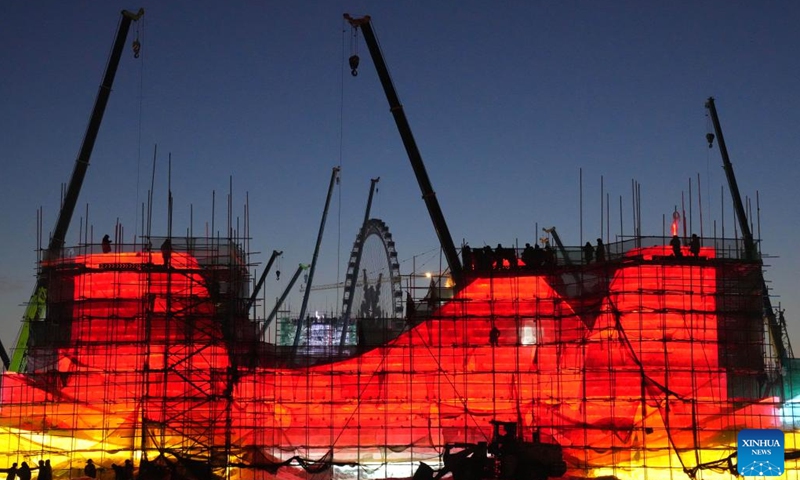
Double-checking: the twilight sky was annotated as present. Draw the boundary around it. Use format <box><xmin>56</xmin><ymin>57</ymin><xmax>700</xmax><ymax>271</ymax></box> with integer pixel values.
<box><xmin>2</xmin><ymin>2</ymin><xmax>799</xmax><ymax>353</ymax></box>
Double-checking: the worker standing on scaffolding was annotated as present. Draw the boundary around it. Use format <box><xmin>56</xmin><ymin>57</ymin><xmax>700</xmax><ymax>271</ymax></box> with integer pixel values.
<box><xmin>102</xmin><ymin>234</ymin><xmax>112</xmax><ymax>253</ymax></box>
<box><xmin>670</xmin><ymin>235</ymin><xmax>683</xmax><ymax>257</ymax></box>
<box><xmin>583</xmin><ymin>241</ymin><xmax>594</xmax><ymax>264</ymax></box>
<box><xmin>595</xmin><ymin>239</ymin><xmax>605</xmax><ymax>263</ymax></box>
<box><xmin>161</xmin><ymin>238</ymin><xmax>172</xmax><ymax>267</ymax></box>
<box><xmin>689</xmin><ymin>234</ymin><xmax>700</xmax><ymax>257</ymax></box>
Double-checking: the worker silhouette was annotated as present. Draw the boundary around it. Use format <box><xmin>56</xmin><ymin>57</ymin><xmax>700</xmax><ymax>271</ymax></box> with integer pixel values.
<box><xmin>495</xmin><ymin>244</ymin><xmax>507</xmax><ymax>269</ymax></box>
<box><xmin>5</xmin><ymin>463</ymin><xmax>17</xmax><ymax>480</ymax></box>
<box><xmin>124</xmin><ymin>460</ymin><xmax>134</xmax><ymax>480</ymax></box>
<box><xmin>595</xmin><ymin>239</ymin><xmax>605</xmax><ymax>263</ymax></box>
<box><xmin>406</xmin><ymin>292</ymin><xmax>416</xmax><ymax>320</ymax></box>
<box><xmin>689</xmin><ymin>234</ymin><xmax>700</xmax><ymax>257</ymax></box>
<box><xmin>583</xmin><ymin>241</ymin><xmax>594</xmax><ymax>264</ymax></box>
<box><xmin>521</xmin><ymin>243</ymin><xmax>535</xmax><ymax>269</ymax></box>
<box><xmin>670</xmin><ymin>235</ymin><xmax>683</xmax><ymax>257</ymax></box>
<box><xmin>507</xmin><ymin>245</ymin><xmax>518</xmax><ymax>269</ymax></box>
<box><xmin>489</xmin><ymin>326</ymin><xmax>500</xmax><ymax>346</ymax></box>
<box><xmin>84</xmin><ymin>460</ymin><xmax>96</xmax><ymax>479</ymax></box>
<box><xmin>160</xmin><ymin>238</ymin><xmax>172</xmax><ymax>266</ymax></box>
<box><xmin>531</xmin><ymin>243</ymin><xmax>544</xmax><ymax>267</ymax></box>
<box><xmin>102</xmin><ymin>234</ymin><xmax>112</xmax><ymax>253</ymax></box>
<box><xmin>35</xmin><ymin>461</ymin><xmax>45</xmax><ymax>480</ymax></box>
<box><xmin>16</xmin><ymin>463</ymin><xmax>29</xmax><ymax>480</ymax></box>
<box><xmin>543</xmin><ymin>240</ymin><xmax>556</xmax><ymax>266</ymax></box>
<box><xmin>481</xmin><ymin>246</ymin><xmax>494</xmax><ymax>271</ymax></box>
<box><xmin>40</xmin><ymin>461</ymin><xmax>51</xmax><ymax>480</ymax></box>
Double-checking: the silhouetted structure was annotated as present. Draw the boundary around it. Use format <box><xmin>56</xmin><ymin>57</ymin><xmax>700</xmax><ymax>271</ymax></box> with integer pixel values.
<box><xmin>462</xmin><ymin>245</ymin><xmax>473</xmax><ymax>271</ymax></box>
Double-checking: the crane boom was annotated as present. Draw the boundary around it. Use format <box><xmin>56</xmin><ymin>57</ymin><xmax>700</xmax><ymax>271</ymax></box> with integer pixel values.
<box><xmin>246</xmin><ymin>250</ymin><xmax>283</xmax><ymax>312</ymax></box>
<box><xmin>49</xmin><ymin>8</ymin><xmax>144</xmax><ymax>260</ymax></box>
<box><xmin>293</xmin><ymin>167</ymin><xmax>340</xmax><ymax>349</ymax></box>
<box><xmin>7</xmin><ymin>9</ymin><xmax>144</xmax><ymax>372</ymax></box>
<box><xmin>704</xmin><ymin>97</ymin><xmax>755</xmax><ymax>260</ymax></box>
<box><xmin>259</xmin><ymin>264</ymin><xmax>309</xmax><ymax>338</ymax></box>
<box><xmin>542</xmin><ymin>227</ymin><xmax>574</xmax><ymax>266</ymax></box>
<box><xmin>705</xmin><ymin>97</ymin><xmax>788</xmax><ymax>365</ymax></box>
<box><xmin>344</xmin><ymin>14</ymin><xmax>464</xmax><ymax>290</ymax></box>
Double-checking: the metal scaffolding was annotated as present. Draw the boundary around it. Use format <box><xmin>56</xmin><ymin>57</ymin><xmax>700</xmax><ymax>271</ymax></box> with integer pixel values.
<box><xmin>1</xmin><ymin>233</ymin><xmax>797</xmax><ymax>480</ymax></box>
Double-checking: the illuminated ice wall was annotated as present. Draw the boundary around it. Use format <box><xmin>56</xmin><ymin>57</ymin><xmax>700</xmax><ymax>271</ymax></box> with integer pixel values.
<box><xmin>1</xmin><ymin>242</ymin><xmax>798</xmax><ymax>479</ymax></box>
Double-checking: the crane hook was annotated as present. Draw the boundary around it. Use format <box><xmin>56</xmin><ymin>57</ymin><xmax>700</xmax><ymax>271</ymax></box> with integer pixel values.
<box><xmin>349</xmin><ymin>55</ymin><xmax>360</xmax><ymax>76</ymax></box>
<box><xmin>706</xmin><ymin>133</ymin><xmax>715</xmax><ymax>148</ymax></box>
<box><xmin>132</xmin><ymin>39</ymin><xmax>141</xmax><ymax>59</ymax></box>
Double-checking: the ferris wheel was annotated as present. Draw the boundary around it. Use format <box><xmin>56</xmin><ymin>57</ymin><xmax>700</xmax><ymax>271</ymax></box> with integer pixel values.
<box><xmin>342</xmin><ymin>218</ymin><xmax>404</xmax><ymax>346</ymax></box>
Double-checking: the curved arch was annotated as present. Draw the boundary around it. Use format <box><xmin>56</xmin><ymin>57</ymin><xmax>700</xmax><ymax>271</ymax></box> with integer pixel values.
<box><xmin>342</xmin><ymin>218</ymin><xmax>403</xmax><ymax>346</ymax></box>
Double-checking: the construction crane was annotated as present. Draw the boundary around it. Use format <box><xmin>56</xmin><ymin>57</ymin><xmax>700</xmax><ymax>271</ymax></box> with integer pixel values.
<box><xmin>246</xmin><ymin>250</ymin><xmax>283</xmax><ymax>312</ymax></box>
<box><xmin>259</xmin><ymin>264</ymin><xmax>310</xmax><ymax>338</ymax></box>
<box><xmin>705</xmin><ymin>97</ymin><xmax>792</xmax><ymax>363</ymax></box>
<box><xmin>6</xmin><ymin>8</ymin><xmax>145</xmax><ymax>372</ymax></box>
<box><xmin>413</xmin><ymin>420</ymin><xmax>567</xmax><ymax>480</ymax></box>
<box><xmin>339</xmin><ymin>177</ymin><xmax>380</xmax><ymax>350</ymax></box>
<box><xmin>705</xmin><ymin>98</ymin><xmax>756</xmax><ymax>260</ymax></box>
<box><xmin>309</xmin><ymin>281</ymin><xmax>346</xmax><ymax>292</ymax></box>
<box><xmin>293</xmin><ymin>167</ymin><xmax>340</xmax><ymax>349</ymax></box>
<box><xmin>344</xmin><ymin>14</ymin><xmax>464</xmax><ymax>291</ymax></box>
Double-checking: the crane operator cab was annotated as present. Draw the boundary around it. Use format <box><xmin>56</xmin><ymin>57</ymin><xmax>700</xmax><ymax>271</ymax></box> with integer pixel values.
<box><xmin>489</xmin><ymin>420</ymin><xmax>518</xmax><ymax>455</ymax></box>
<box><xmin>413</xmin><ymin>421</ymin><xmax>567</xmax><ymax>480</ymax></box>
<box><xmin>489</xmin><ymin>420</ymin><xmax>567</xmax><ymax>480</ymax></box>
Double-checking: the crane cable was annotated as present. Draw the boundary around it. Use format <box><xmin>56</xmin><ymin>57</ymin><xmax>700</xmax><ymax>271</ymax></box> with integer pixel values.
<box><xmin>133</xmin><ymin>16</ymin><xmax>146</xmax><ymax>243</ymax></box>
<box><xmin>336</xmin><ymin>19</ymin><xmax>348</xmax><ymax>316</ymax></box>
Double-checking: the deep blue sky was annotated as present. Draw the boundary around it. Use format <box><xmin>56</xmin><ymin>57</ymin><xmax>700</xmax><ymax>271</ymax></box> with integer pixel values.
<box><xmin>2</xmin><ymin>2</ymin><xmax>799</xmax><ymax>351</ymax></box>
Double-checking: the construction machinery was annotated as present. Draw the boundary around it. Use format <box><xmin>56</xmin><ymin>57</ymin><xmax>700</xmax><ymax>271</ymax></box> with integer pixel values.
<box><xmin>7</xmin><ymin>8</ymin><xmax>145</xmax><ymax>372</ymax></box>
<box><xmin>414</xmin><ymin>420</ymin><xmax>567</xmax><ymax>480</ymax></box>
<box><xmin>344</xmin><ymin>14</ymin><xmax>464</xmax><ymax>290</ymax></box>
<box><xmin>706</xmin><ymin>97</ymin><xmax>793</xmax><ymax>366</ymax></box>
